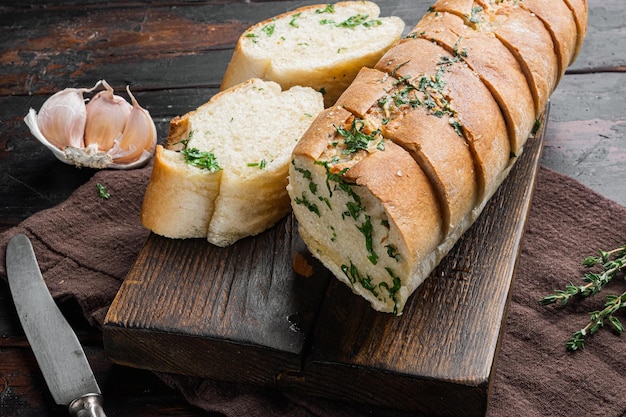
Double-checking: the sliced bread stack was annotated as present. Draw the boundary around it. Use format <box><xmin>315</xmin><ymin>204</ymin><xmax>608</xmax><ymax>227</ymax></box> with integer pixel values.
<box><xmin>141</xmin><ymin>79</ymin><xmax>323</xmax><ymax>246</ymax></box>
<box><xmin>141</xmin><ymin>2</ymin><xmax>406</xmax><ymax>247</ymax></box>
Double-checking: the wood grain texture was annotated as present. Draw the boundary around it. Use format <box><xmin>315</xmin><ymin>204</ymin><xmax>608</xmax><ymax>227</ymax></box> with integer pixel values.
<box><xmin>104</xmin><ymin>212</ymin><xmax>331</xmax><ymax>385</ymax></box>
<box><xmin>103</xmin><ymin>107</ymin><xmax>546</xmax><ymax>417</ymax></box>
<box><xmin>1</xmin><ymin>0</ymin><xmax>625</xmax><ymax>416</ymax></box>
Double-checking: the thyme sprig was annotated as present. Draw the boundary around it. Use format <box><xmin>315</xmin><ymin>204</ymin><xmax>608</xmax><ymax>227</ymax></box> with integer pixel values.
<box><xmin>540</xmin><ymin>244</ymin><xmax>626</xmax><ymax>351</ymax></box>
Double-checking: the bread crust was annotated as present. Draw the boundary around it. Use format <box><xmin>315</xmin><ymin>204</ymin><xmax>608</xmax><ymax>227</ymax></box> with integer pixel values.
<box><xmin>220</xmin><ymin>1</ymin><xmax>404</xmax><ymax>107</ymax></box>
<box><xmin>488</xmin><ymin>7</ymin><xmax>559</xmax><ymax>117</ymax></box>
<box><xmin>141</xmin><ymin>145</ymin><xmax>220</xmax><ymax>239</ymax></box>
<box><xmin>501</xmin><ymin>0</ymin><xmax>578</xmax><ymax>77</ymax></box>
<box><xmin>430</xmin><ymin>0</ymin><xmax>475</xmax><ymax>17</ymax></box>
<box><xmin>337</xmin><ymin>67</ymin><xmax>477</xmax><ymax>237</ymax></box>
<box><xmin>413</xmin><ymin>11</ymin><xmax>535</xmax><ymax>157</ymax></box>
<box><xmin>562</xmin><ymin>0</ymin><xmax>588</xmax><ymax>62</ymax></box>
<box><xmin>375</xmin><ymin>37</ymin><xmax>510</xmax><ymax>203</ymax></box>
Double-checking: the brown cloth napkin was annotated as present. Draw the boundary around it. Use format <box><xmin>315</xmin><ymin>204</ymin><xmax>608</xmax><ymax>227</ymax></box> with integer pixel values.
<box><xmin>1</xmin><ymin>165</ymin><xmax>625</xmax><ymax>417</ymax></box>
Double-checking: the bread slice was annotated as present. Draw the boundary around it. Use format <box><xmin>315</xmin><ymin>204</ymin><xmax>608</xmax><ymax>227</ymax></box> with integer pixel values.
<box><xmin>412</xmin><ymin>11</ymin><xmax>535</xmax><ymax>157</ymax></box>
<box><xmin>482</xmin><ymin>0</ymin><xmax>578</xmax><ymax>79</ymax></box>
<box><xmin>141</xmin><ymin>78</ymin><xmax>324</xmax><ymax>246</ymax></box>
<box><xmin>336</xmin><ymin>67</ymin><xmax>477</xmax><ymax>238</ymax></box>
<box><xmin>375</xmin><ymin>37</ymin><xmax>511</xmax><ymax>204</ymax></box>
<box><xmin>220</xmin><ymin>1</ymin><xmax>405</xmax><ymax>107</ymax></box>
<box><xmin>563</xmin><ymin>0</ymin><xmax>588</xmax><ymax>62</ymax></box>
<box><xmin>430</xmin><ymin>0</ymin><xmax>558</xmax><ymax>117</ymax></box>
<box><xmin>288</xmin><ymin>106</ymin><xmax>444</xmax><ymax>314</ymax></box>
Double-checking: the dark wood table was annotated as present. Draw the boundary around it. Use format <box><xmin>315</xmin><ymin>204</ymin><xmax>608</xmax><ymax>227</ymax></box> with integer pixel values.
<box><xmin>1</xmin><ymin>1</ymin><xmax>625</xmax><ymax>416</ymax></box>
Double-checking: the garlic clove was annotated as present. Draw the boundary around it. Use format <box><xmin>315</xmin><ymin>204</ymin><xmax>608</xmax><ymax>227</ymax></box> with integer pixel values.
<box><xmin>35</xmin><ymin>81</ymin><xmax>101</xmax><ymax>149</ymax></box>
<box><xmin>84</xmin><ymin>80</ymin><xmax>132</xmax><ymax>151</ymax></box>
<box><xmin>107</xmin><ymin>86</ymin><xmax>157</xmax><ymax>166</ymax></box>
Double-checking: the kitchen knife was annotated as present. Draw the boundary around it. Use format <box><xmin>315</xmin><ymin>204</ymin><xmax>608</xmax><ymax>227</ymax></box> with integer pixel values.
<box><xmin>5</xmin><ymin>233</ymin><xmax>107</xmax><ymax>417</ymax></box>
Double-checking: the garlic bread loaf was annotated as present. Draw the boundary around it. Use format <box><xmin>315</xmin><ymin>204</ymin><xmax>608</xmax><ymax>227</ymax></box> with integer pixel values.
<box><xmin>288</xmin><ymin>0</ymin><xmax>587</xmax><ymax>314</ymax></box>
<box><xmin>141</xmin><ymin>78</ymin><xmax>324</xmax><ymax>246</ymax></box>
<box><xmin>220</xmin><ymin>1</ymin><xmax>405</xmax><ymax>107</ymax></box>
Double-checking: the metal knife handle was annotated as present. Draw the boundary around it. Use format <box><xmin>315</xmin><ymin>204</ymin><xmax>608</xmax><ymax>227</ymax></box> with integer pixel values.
<box><xmin>68</xmin><ymin>393</ymin><xmax>107</xmax><ymax>417</ymax></box>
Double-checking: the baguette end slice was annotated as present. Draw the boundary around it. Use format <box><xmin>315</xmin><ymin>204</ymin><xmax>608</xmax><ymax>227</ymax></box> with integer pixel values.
<box><xmin>142</xmin><ymin>79</ymin><xmax>324</xmax><ymax>246</ymax></box>
<box><xmin>288</xmin><ymin>107</ymin><xmax>444</xmax><ymax>314</ymax></box>
<box><xmin>140</xmin><ymin>145</ymin><xmax>221</xmax><ymax>239</ymax></box>
<box><xmin>221</xmin><ymin>1</ymin><xmax>405</xmax><ymax>107</ymax></box>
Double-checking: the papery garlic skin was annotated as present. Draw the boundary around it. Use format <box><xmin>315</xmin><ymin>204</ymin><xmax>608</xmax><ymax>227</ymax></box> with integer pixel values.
<box><xmin>107</xmin><ymin>86</ymin><xmax>157</xmax><ymax>166</ymax></box>
<box><xmin>24</xmin><ymin>80</ymin><xmax>157</xmax><ymax>170</ymax></box>
<box><xmin>85</xmin><ymin>80</ymin><xmax>132</xmax><ymax>151</ymax></box>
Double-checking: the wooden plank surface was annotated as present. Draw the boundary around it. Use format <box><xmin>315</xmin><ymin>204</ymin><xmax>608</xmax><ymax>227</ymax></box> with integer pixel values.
<box><xmin>1</xmin><ymin>1</ymin><xmax>625</xmax><ymax>416</ymax></box>
<box><xmin>103</xmin><ymin>106</ymin><xmax>546</xmax><ymax>417</ymax></box>
<box><xmin>104</xmin><ymin>214</ymin><xmax>331</xmax><ymax>386</ymax></box>
<box><xmin>295</xmin><ymin>128</ymin><xmax>545</xmax><ymax>416</ymax></box>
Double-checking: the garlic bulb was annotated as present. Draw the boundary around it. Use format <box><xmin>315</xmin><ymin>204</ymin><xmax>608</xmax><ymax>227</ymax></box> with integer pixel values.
<box><xmin>24</xmin><ymin>80</ymin><xmax>157</xmax><ymax>169</ymax></box>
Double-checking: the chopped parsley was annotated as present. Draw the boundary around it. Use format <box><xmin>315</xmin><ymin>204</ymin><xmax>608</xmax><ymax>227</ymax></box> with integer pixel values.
<box><xmin>289</xmin><ymin>13</ymin><xmax>301</xmax><ymax>28</ymax></box>
<box><xmin>182</xmin><ymin>147</ymin><xmax>221</xmax><ymax>172</ymax></box>
<box><xmin>469</xmin><ymin>6</ymin><xmax>484</xmax><ymax>24</ymax></box>
<box><xmin>532</xmin><ymin>118</ymin><xmax>542</xmax><ymax>135</ymax></box>
<box><xmin>177</xmin><ymin>132</ymin><xmax>221</xmax><ymax>172</ymax></box>
<box><xmin>96</xmin><ymin>183</ymin><xmax>110</xmax><ymax>199</ymax></box>
<box><xmin>341</xmin><ymin>262</ymin><xmax>379</xmax><ymax>297</ymax></box>
<box><xmin>262</xmin><ymin>23</ymin><xmax>275</xmax><ymax>36</ymax></box>
<box><xmin>386</xmin><ymin>245</ymin><xmax>401</xmax><ymax>262</ymax></box>
<box><xmin>294</xmin><ymin>193</ymin><xmax>320</xmax><ymax>216</ymax></box>
<box><xmin>315</xmin><ymin>4</ymin><xmax>335</xmax><ymax>14</ymax></box>
<box><xmin>320</xmin><ymin>13</ymin><xmax>382</xmax><ymax>29</ymax></box>
<box><xmin>247</xmin><ymin>159</ymin><xmax>268</xmax><ymax>169</ymax></box>
<box><xmin>335</xmin><ymin>119</ymin><xmax>384</xmax><ymax>154</ymax></box>
<box><xmin>357</xmin><ymin>215</ymin><xmax>378</xmax><ymax>265</ymax></box>
<box><xmin>380</xmin><ymin>270</ymin><xmax>402</xmax><ymax>315</ymax></box>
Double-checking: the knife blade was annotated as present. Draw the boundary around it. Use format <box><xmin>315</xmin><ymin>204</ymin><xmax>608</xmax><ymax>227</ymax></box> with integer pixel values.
<box><xmin>5</xmin><ymin>233</ymin><xmax>107</xmax><ymax>417</ymax></box>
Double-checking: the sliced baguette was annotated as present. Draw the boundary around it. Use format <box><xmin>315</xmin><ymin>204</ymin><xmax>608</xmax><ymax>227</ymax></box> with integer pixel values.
<box><xmin>375</xmin><ymin>37</ymin><xmax>511</xmax><ymax>204</ymax></box>
<box><xmin>336</xmin><ymin>67</ymin><xmax>477</xmax><ymax>238</ymax></box>
<box><xmin>289</xmin><ymin>0</ymin><xmax>587</xmax><ymax>314</ymax></box>
<box><xmin>141</xmin><ymin>78</ymin><xmax>323</xmax><ymax>246</ymax></box>
<box><xmin>412</xmin><ymin>11</ymin><xmax>535</xmax><ymax>156</ymax></box>
<box><xmin>220</xmin><ymin>1</ymin><xmax>405</xmax><ymax>107</ymax></box>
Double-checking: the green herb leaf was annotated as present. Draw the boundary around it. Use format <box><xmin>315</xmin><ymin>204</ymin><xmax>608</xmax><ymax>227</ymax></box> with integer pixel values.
<box><xmin>289</xmin><ymin>13</ymin><xmax>301</xmax><ymax>28</ymax></box>
<box><xmin>96</xmin><ymin>183</ymin><xmax>110</xmax><ymax>199</ymax></box>
<box><xmin>334</xmin><ymin>119</ymin><xmax>382</xmax><ymax>154</ymax></box>
<box><xmin>183</xmin><ymin>148</ymin><xmax>221</xmax><ymax>172</ymax></box>
<box><xmin>315</xmin><ymin>4</ymin><xmax>335</xmax><ymax>14</ymax></box>
<box><xmin>540</xmin><ymin>244</ymin><xmax>626</xmax><ymax>350</ymax></box>
<box><xmin>262</xmin><ymin>23</ymin><xmax>275</xmax><ymax>36</ymax></box>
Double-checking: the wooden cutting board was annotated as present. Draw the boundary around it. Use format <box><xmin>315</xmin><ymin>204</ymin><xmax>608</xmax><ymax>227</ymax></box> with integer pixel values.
<box><xmin>103</xmin><ymin>111</ymin><xmax>547</xmax><ymax>417</ymax></box>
